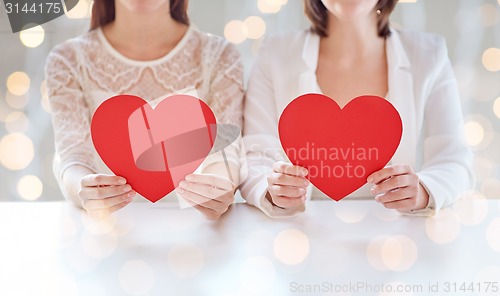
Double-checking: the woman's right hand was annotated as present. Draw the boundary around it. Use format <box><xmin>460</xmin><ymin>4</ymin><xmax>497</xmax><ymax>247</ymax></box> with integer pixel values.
<box><xmin>266</xmin><ymin>161</ymin><xmax>309</xmax><ymax>210</ymax></box>
<box><xmin>79</xmin><ymin>174</ymin><xmax>136</xmax><ymax>217</ymax></box>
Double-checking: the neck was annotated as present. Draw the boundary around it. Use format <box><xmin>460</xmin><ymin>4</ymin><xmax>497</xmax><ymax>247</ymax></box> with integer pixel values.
<box><xmin>322</xmin><ymin>13</ymin><xmax>384</xmax><ymax>57</ymax></box>
<box><xmin>103</xmin><ymin>1</ymin><xmax>187</xmax><ymax>55</ymax></box>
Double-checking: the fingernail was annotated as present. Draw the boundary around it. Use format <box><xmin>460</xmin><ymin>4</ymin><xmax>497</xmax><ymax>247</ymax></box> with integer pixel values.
<box><xmin>300</xmin><ymin>188</ymin><xmax>306</xmax><ymax>194</ymax></box>
<box><xmin>371</xmin><ymin>186</ymin><xmax>376</xmax><ymax>194</ymax></box>
<box><xmin>301</xmin><ymin>169</ymin><xmax>308</xmax><ymax>176</ymax></box>
<box><xmin>128</xmin><ymin>191</ymin><xmax>136</xmax><ymax>198</ymax></box>
<box><xmin>123</xmin><ymin>185</ymin><xmax>131</xmax><ymax>192</ymax></box>
<box><xmin>126</xmin><ymin>198</ymin><xmax>133</xmax><ymax>203</ymax></box>
<box><xmin>303</xmin><ymin>180</ymin><xmax>309</xmax><ymax>186</ymax></box>
<box><xmin>301</xmin><ymin>196</ymin><xmax>306</xmax><ymax>201</ymax></box>
<box><xmin>119</xmin><ymin>178</ymin><xmax>127</xmax><ymax>185</ymax></box>
<box><xmin>367</xmin><ymin>177</ymin><xmax>373</xmax><ymax>183</ymax></box>
<box><xmin>185</xmin><ymin>175</ymin><xmax>193</xmax><ymax>181</ymax></box>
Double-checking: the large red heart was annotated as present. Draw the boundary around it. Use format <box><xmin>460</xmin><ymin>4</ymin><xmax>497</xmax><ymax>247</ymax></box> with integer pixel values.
<box><xmin>91</xmin><ymin>94</ymin><xmax>216</xmax><ymax>203</ymax></box>
<box><xmin>278</xmin><ymin>94</ymin><xmax>402</xmax><ymax>201</ymax></box>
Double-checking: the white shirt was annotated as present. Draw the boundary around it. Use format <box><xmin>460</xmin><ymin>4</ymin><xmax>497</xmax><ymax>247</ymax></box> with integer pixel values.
<box><xmin>240</xmin><ymin>28</ymin><xmax>474</xmax><ymax>217</ymax></box>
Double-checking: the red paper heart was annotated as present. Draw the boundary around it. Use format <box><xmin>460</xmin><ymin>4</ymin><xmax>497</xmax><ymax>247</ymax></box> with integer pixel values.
<box><xmin>278</xmin><ymin>94</ymin><xmax>402</xmax><ymax>201</ymax></box>
<box><xmin>91</xmin><ymin>94</ymin><xmax>216</xmax><ymax>203</ymax></box>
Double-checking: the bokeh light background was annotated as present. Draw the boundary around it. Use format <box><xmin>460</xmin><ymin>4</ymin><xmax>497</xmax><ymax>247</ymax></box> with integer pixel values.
<box><xmin>0</xmin><ymin>0</ymin><xmax>499</xmax><ymax>202</ymax></box>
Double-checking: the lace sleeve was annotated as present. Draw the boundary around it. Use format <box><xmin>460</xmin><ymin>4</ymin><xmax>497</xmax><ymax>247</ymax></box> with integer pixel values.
<box><xmin>201</xmin><ymin>42</ymin><xmax>245</xmax><ymax>177</ymax></box>
<box><xmin>45</xmin><ymin>43</ymin><xmax>98</xmax><ymax>188</ymax></box>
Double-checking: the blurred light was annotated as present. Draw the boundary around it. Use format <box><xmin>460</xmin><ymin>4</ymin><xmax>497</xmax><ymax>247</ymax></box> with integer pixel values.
<box><xmin>224</xmin><ymin>20</ymin><xmax>248</xmax><ymax>44</ymax></box>
<box><xmin>239</xmin><ymin>256</ymin><xmax>276</xmax><ymax>293</ymax></box>
<box><xmin>479</xmin><ymin>3</ymin><xmax>499</xmax><ymax>27</ymax></box>
<box><xmin>5</xmin><ymin>91</ymin><xmax>29</xmax><ymax>110</ymax></box>
<box><xmin>40</xmin><ymin>80</ymin><xmax>51</xmax><ymax>113</ymax></box>
<box><xmin>257</xmin><ymin>0</ymin><xmax>282</xmax><ymax>14</ymax></box>
<box><xmin>367</xmin><ymin>235</ymin><xmax>390</xmax><ymax>271</ymax></box>
<box><xmin>80</xmin><ymin>231</ymin><xmax>118</xmax><ymax>259</ymax></box>
<box><xmin>5</xmin><ymin>112</ymin><xmax>29</xmax><ymax>133</ymax></box>
<box><xmin>167</xmin><ymin>243</ymin><xmax>204</xmax><ymax>277</ymax></box>
<box><xmin>453</xmin><ymin>192</ymin><xmax>489</xmax><ymax>225</ymax></box>
<box><xmin>486</xmin><ymin>218</ymin><xmax>500</xmax><ymax>252</ymax></box>
<box><xmin>0</xmin><ymin>133</ymin><xmax>34</xmax><ymax>170</ymax></box>
<box><xmin>380</xmin><ymin>236</ymin><xmax>417</xmax><ymax>271</ymax></box>
<box><xmin>482</xmin><ymin>48</ymin><xmax>500</xmax><ymax>72</ymax></box>
<box><xmin>367</xmin><ymin>235</ymin><xmax>417</xmax><ymax>271</ymax></box>
<box><xmin>17</xmin><ymin>175</ymin><xmax>43</xmax><ymax>201</ymax></box>
<box><xmin>464</xmin><ymin>115</ymin><xmax>494</xmax><ymax>150</ymax></box>
<box><xmin>464</xmin><ymin>120</ymin><xmax>484</xmax><ymax>146</ymax></box>
<box><xmin>244</xmin><ymin>16</ymin><xmax>266</xmax><ymax>40</ymax></box>
<box><xmin>273</xmin><ymin>228</ymin><xmax>309</xmax><ymax>265</ymax></box>
<box><xmin>494</xmin><ymin>97</ymin><xmax>500</xmax><ymax>119</ymax></box>
<box><xmin>66</xmin><ymin>0</ymin><xmax>89</xmax><ymax>19</ymax></box>
<box><xmin>119</xmin><ymin>260</ymin><xmax>155</xmax><ymax>295</ymax></box>
<box><xmin>425</xmin><ymin>208</ymin><xmax>461</xmax><ymax>244</ymax></box>
<box><xmin>81</xmin><ymin>212</ymin><xmax>117</xmax><ymax>235</ymax></box>
<box><xmin>6</xmin><ymin>72</ymin><xmax>30</xmax><ymax>96</ymax></box>
<box><xmin>19</xmin><ymin>25</ymin><xmax>45</xmax><ymax>48</ymax></box>
<box><xmin>334</xmin><ymin>203</ymin><xmax>368</xmax><ymax>223</ymax></box>
<box><xmin>481</xmin><ymin>178</ymin><xmax>500</xmax><ymax>198</ymax></box>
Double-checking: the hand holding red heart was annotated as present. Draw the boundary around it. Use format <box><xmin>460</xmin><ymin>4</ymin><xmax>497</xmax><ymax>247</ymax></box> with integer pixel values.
<box><xmin>79</xmin><ymin>174</ymin><xmax>136</xmax><ymax>218</ymax></box>
<box><xmin>266</xmin><ymin>161</ymin><xmax>310</xmax><ymax>210</ymax></box>
<box><xmin>368</xmin><ymin>165</ymin><xmax>430</xmax><ymax>212</ymax></box>
<box><xmin>176</xmin><ymin>173</ymin><xmax>236</xmax><ymax>220</ymax></box>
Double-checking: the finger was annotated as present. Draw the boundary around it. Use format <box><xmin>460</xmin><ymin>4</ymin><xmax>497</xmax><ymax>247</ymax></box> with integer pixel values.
<box><xmin>185</xmin><ymin>174</ymin><xmax>234</xmax><ymax>191</ymax></box>
<box><xmin>83</xmin><ymin>191</ymin><xmax>136</xmax><ymax>210</ymax></box>
<box><xmin>268</xmin><ymin>173</ymin><xmax>309</xmax><ymax>188</ymax></box>
<box><xmin>80</xmin><ymin>184</ymin><xmax>133</xmax><ymax>200</ymax></box>
<box><xmin>272</xmin><ymin>195</ymin><xmax>306</xmax><ymax>209</ymax></box>
<box><xmin>181</xmin><ymin>196</ymin><xmax>221</xmax><ymax>220</ymax></box>
<box><xmin>177</xmin><ymin>188</ymin><xmax>227</xmax><ymax>212</ymax></box>
<box><xmin>375</xmin><ymin>187</ymin><xmax>414</xmax><ymax>203</ymax></box>
<box><xmin>371</xmin><ymin>175</ymin><xmax>413</xmax><ymax>195</ymax></box>
<box><xmin>179</xmin><ymin>181</ymin><xmax>227</xmax><ymax>200</ymax></box>
<box><xmin>367</xmin><ymin>165</ymin><xmax>413</xmax><ymax>184</ymax></box>
<box><xmin>89</xmin><ymin>198</ymin><xmax>133</xmax><ymax>218</ymax></box>
<box><xmin>381</xmin><ymin>198</ymin><xmax>417</xmax><ymax>211</ymax></box>
<box><xmin>269</xmin><ymin>185</ymin><xmax>306</xmax><ymax>198</ymax></box>
<box><xmin>81</xmin><ymin>174</ymin><xmax>127</xmax><ymax>187</ymax></box>
<box><xmin>272</xmin><ymin>162</ymin><xmax>308</xmax><ymax>177</ymax></box>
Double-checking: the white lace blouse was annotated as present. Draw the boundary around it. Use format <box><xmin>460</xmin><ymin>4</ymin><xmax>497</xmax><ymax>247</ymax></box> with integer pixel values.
<box><xmin>45</xmin><ymin>26</ymin><xmax>244</xmax><ymax>197</ymax></box>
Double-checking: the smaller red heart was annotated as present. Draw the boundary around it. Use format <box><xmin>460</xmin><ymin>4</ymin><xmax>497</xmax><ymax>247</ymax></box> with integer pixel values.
<box><xmin>91</xmin><ymin>94</ymin><xmax>217</xmax><ymax>202</ymax></box>
<box><xmin>278</xmin><ymin>94</ymin><xmax>402</xmax><ymax>201</ymax></box>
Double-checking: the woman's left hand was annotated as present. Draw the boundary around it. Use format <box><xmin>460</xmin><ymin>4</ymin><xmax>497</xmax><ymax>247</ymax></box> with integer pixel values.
<box><xmin>367</xmin><ymin>165</ymin><xmax>429</xmax><ymax>212</ymax></box>
<box><xmin>176</xmin><ymin>173</ymin><xmax>236</xmax><ymax>220</ymax></box>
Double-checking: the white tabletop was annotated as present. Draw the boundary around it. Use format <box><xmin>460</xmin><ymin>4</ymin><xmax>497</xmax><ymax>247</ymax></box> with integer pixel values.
<box><xmin>1</xmin><ymin>198</ymin><xmax>500</xmax><ymax>296</ymax></box>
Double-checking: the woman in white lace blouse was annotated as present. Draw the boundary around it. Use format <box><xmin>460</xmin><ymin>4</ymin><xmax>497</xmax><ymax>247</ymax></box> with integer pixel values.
<box><xmin>45</xmin><ymin>0</ymin><xmax>244</xmax><ymax>219</ymax></box>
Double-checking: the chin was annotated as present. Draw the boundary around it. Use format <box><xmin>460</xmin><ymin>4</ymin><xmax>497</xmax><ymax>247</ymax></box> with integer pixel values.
<box><xmin>322</xmin><ymin>0</ymin><xmax>378</xmax><ymax>19</ymax></box>
<box><xmin>119</xmin><ymin>0</ymin><xmax>169</xmax><ymax>14</ymax></box>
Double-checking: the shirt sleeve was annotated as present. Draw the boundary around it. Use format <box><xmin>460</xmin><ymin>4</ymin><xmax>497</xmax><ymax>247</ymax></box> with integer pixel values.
<box><xmin>45</xmin><ymin>43</ymin><xmax>98</xmax><ymax>196</ymax></box>
<box><xmin>239</xmin><ymin>38</ymin><xmax>306</xmax><ymax>218</ymax></box>
<box><xmin>410</xmin><ymin>37</ymin><xmax>474</xmax><ymax>216</ymax></box>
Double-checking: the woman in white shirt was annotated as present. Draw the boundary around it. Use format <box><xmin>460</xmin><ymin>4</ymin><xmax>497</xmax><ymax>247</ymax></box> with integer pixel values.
<box><xmin>45</xmin><ymin>0</ymin><xmax>244</xmax><ymax>219</ymax></box>
<box><xmin>240</xmin><ymin>0</ymin><xmax>473</xmax><ymax>217</ymax></box>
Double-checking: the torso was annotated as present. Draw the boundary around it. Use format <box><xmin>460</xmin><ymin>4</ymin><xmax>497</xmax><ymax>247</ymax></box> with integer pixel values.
<box><xmin>316</xmin><ymin>38</ymin><xmax>389</xmax><ymax>107</ymax></box>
